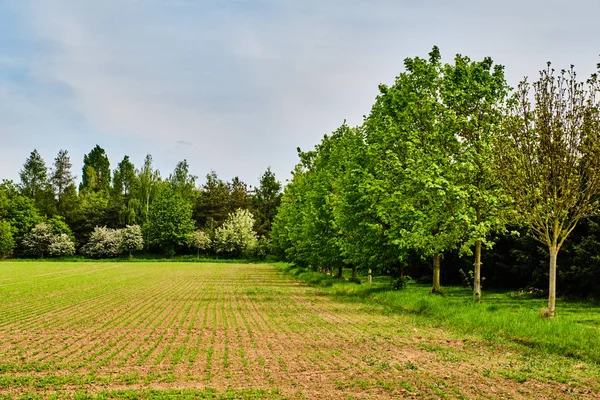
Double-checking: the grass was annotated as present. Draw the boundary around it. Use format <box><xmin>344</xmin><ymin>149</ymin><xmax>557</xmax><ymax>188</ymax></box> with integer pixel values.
<box><xmin>1</xmin><ymin>261</ymin><xmax>599</xmax><ymax>398</ymax></box>
<box><xmin>282</xmin><ymin>265</ymin><xmax>600</xmax><ymax>364</ymax></box>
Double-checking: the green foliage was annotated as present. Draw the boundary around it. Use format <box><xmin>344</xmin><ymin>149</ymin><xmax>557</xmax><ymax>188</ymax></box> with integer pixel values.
<box><xmin>144</xmin><ymin>189</ymin><xmax>195</xmax><ymax>255</ymax></box>
<box><xmin>80</xmin><ymin>145</ymin><xmax>111</xmax><ymax>193</ymax></box>
<box><xmin>0</xmin><ymin>219</ymin><xmax>15</xmax><ymax>257</ymax></box>
<box><xmin>252</xmin><ymin>168</ymin><xmax>282</xmax><ymax>237</ymax></box>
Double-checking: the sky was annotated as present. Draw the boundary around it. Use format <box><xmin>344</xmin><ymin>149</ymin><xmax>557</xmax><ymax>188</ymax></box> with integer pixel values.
<box><xmin>0</xmin><ymin>0</ymin><xmax>599</xmax><ymax>188</ymax></box>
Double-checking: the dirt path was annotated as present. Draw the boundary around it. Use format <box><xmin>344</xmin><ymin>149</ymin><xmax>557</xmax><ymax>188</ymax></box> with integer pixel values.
<box><xmin>0</xmin><ymin>262</ymin><xmax>597</xmax><ymax>399</ymax></box>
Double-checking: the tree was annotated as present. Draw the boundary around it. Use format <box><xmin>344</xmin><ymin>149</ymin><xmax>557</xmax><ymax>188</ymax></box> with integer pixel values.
<box><xmin>51</xmin><ymin>150</ymin><xmax>75</xmax><ymax>216</ymax></box>
<box><xmin>365</xmin><ymin>46</ymin><xmax>466</xmax><ymax>293</ymax></box>
<box><xmin>19</xmin><ymin>149</ymin><xmax>55</xmax><ymax>216</ymax></box>
<box><xmin>135</xmin><ymin>154</ymin><xmax>162</xmax><ymax>222</ymax></box>
<box><xmin>187</xmin><ymin>230</ymin><xmax>212</xmax><ymax>259</ymax></box>
<box><xmin>120</xmin><ymin>225</ymin><xmax>144</xmax><ymax>259</ymax></box>
<box><xmin>252</xmin><ymin>168</ymin><xmax>282</xmax><ymax>237</ymax></box>
<box><xmin>168</xmin><ymin>160</ymin><xmax>197</xmax><ymax>202</ymax></box>
<box><xmin>195</xmin><ymin>171</ymin><xmax>232</xmax><ymax>232</ymax></box>
<box><xmin>80</xmin><ymin>226</ymin><xmax>123</xmax><ymax>258</ymax></box>
<box><xmin>113</xmin><ymin>156</ymin><xmax>140</xmax><ymax>225</ymax></box>
<box><xmin>0</xmin><ymin>220</ymin><xmax>15</xmax><ymax>258</ymax></box>
<box><xmin>19</xmin><ymin>149</ymin><xmax>48</xmax><ymax>200</ymax></box>
<box><xmin>22</xmin><ymin>223</ymin><xmax>54</xmax><ymax>258</ymax></box>
<box><xmin>441</xmin><ymin>54</ymin><xmax>510</xmax><ymax>301</ymax></box>
<box><xmin>80</xmin><ymin>145</ymin><xmax>111</xmax><ymax>193</ymax></box>
<box><xmin>230</xmin><ymin>177</ymin><xmax>250</xmax><ymax>211</ymax></box>
<box><xmin>144</xmin><ymin>189</ymin><xmax>195</xmax><ymax>256</ymax></box>
<box><xmin>496</xmin><ymin>63</ymin><xmax>600</xmax><ymax>317</ymax></box>
<box><xmin>214</xmin><ymin>208</ymin><xmax>258</xmax><ymax>257</ymax></box>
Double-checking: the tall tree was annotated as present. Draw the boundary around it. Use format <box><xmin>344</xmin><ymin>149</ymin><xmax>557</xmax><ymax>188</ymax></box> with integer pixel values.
<box><xmin>252</xmin><ymin>168</ymin><xmax>282</xmax><ymax>237</ymax></box>
<box><xmin>442</xmin><ymin>54</ymin><xmax>510</xmax><ymax>301</ymax></box>
<box><xmin>51</xmin><ymin>150</ymin><xmax>76</xmax><ymax>216</ymax></box>
<box><xmin>19</xmin><ymin>149</ymin><xmax>48</xmax><ymax>200</ymax></box>
<box><xmin>135</xmin><ymin>154</ymin><xmax>162</xmax><ymax>222</ymax></box>
<box><xmin>80</xmin><ymin>145</ymin><xmax>111</xmax><ymax>193</ymax></box>
<box><xmin>168</xmin><ymin>160</ymin><xmax>197</xmax><ymax>202</ymax></box>
<box><xmin>497</xmin><ymin>63</ymin><xmax>600</xmax><ymax>317</ymax></box>
<box><xmin>19</xmin><ymin>149</ymin><xmax>55</xmax><ymax>215</ymax></box>
<box><xmin>113</xmin><ymin>156</ymin><xmax>139</xmax><ymax>225</ymax></box>
<box><xmin>366</xmin><ymin>46</ymin><xmax>466</xmax><ymax>293</ymax></box>
<box><xmin>144</xmin><ymin>188</ymin><xmax>195</xmax><ymax>256</ymax></box>
<box><xmin>195</xmin><ymin>171</ymin><xmax>232</xmax><ymax>232</ymax></box>
<box><xmin>230</xmin><ymin>177</ymin><xmax>250</xmax><ymax>211</ymax></box>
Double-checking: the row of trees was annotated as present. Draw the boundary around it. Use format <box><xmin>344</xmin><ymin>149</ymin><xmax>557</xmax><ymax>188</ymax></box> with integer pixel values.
<box><xmin>271</xmin><ymin>47</ymin><xmax>600</xmax><ymax>317</ymax></box>
<box><xmin>0</xmin><ymin>147</ymin><xmax>282</xmax><ymax>258</ymax></box>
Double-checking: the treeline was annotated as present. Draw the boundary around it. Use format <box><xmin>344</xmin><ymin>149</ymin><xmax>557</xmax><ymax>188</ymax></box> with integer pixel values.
<box><xmin>271</xmin><ymin>47</ymin><xmax>600</xmax><ymax>315</ymax></box>
<box><xmin>0</xmin><ymin>145</ymin><xmax>282</xmax><ymax>259</ymax></box>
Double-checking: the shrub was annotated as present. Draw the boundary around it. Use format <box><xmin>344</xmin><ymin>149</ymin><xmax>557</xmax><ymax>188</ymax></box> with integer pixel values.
<box><xmin>121</xmin><ymin>225</ymin><xmax>144</xmax><ymax>258</ymax></box>
<box><xmin>0</xmin><ymin>219</ymin><xmax>15</xmax><ymax>258</ymax></box>
<box><xmin>22</xmin><ymin>223</ymin><xmax>54</xmax><ymax>258</ymax></box>
<box><xmin>81</xmin><ymin>226</ymin><xmax>123</xmax><ymax>258</ymax></box>
<box><xmin>49</xmin><ymin>234</ymin><xmax>76</xmax><ymax>257</ymax></box>
<box><xmin>213</xmin><ymin>208</ymin><xmax>258</xmax><ymax>257</ymax></box>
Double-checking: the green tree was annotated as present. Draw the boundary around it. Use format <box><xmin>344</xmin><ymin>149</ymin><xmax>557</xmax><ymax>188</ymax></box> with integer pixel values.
<box><xmin>366</xmin><ymin>46</ymin><xmax>466</xmax><ymax>293</ymax></box>
<box><xmin>50</xmin><ymin>150</ymin><xmax>76</xmax><ymax>216</ymax></box>
<box><xmin>496</xmin><ymin>63</ymin><xmax>600</xmax><ymax>317</ymax></box>
<box><xmin>230</xmin><ymin>177</ymin><xmax>250</xmax><ymax>211</ymax></box>
<box><xmin>252</xmin><ymin>168</ymin><xmax>282</xmax><ymax>237</ymax></box>
<box><xmin>80</xmin><ymin>145</ymin><xmax>111</xmax><ymax>193</ymax></box>
<box><xmin>195</xmin><ymin>171</ymin><xmax>232</xmax><ymax>232</ymax></box>
<box><xmin>441</xmin><ymin>54</ymin><xmax>510</xmax><ymax>301</ymax></box>
<box><xmin>113</xmin><ymin>156</ymin><xmax>139</xmax><ymax>225</ymax></box>
<box><xmin>168</xmin><ymin>160</ymin><xmax>197</xmax><ymax>203</ymax></box>
<box><xmin>135</xmin><ymin>154</ymin><xmax>162</xmax><ymax>222</ymax></box>
<box><xmin>0</xmin><ymin>220</ymin><xmax>15</xmax><ymax>258</ymax></box>
<box><xmin>19</xmin><ymin>149</ymin><xmax>55</xmax><ymax>216</ymax></box>
<box><xmin>144</xmin><ymin>189</ymin><xmax>195</xmax><ymax>256</ymax></box>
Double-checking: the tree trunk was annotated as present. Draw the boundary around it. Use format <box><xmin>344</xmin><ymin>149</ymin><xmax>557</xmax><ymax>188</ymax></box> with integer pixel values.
<box><xmin>336</xmin><ymin>265</ymin><xmax>343</xmax><ymax>279</ymax></box>
<box><xmin>129</xmin><ymin>251</ymin><xmax>132</xmax><ymax>260</ymax></box>
<box><xmin>473</xmin><ymin>239</ymin><xmax>482</xmax><ymax>302</ymax></box>
<box><xmin>197</xmin><ymin>249</ymin><xmax>200</xmax><ymax>260</ymax></box>
<box><xmin>351</xmin><ymin>265</ymin><xmax>357</xmax><ymax>280</ymax></box>
<box><xmin>432</xmin><ymin>253</ymin><xmax>441</xmax><ymax>294</ymax></box>
<box><xmin>547</xmin><ymin>246</ymin><xmax>558</xmax><ymax>318</ymax></box>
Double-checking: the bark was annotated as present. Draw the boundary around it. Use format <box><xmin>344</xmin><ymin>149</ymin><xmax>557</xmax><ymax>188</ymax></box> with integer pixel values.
<box><xmin>432</xmin><ymin>253</ymin><xmax>441</xmax><ymax>294</ymax></box>
<box><xmin>336</xmin><ymin>265</ymin><xmax>343</xmax><ymax>278</ymax></box>
<box><xmin>473</xmin><ymin>240</ymin><xmax>482</xmax><ymax>302</ymax></box>
<box><xmin>547</xmin><ymin>246</ymin><xmax>558</xmax><ymax>318</ymax></box>
<box><xmin>351</xmin><ymin>265</ymin><xmax>357</xmax><ymax>280</ymax></box>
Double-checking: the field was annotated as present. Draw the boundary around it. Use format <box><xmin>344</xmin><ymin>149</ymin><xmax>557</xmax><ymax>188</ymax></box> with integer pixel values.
<box><xmin>0</xmin><ymin>262</ymin><xmax>599</xmax><ymax>399</ymax></box>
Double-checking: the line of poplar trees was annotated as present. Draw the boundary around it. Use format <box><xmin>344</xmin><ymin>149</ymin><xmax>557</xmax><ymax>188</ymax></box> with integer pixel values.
<box><xmin>271</xmin><ymin>47</ymin><xmax>600</xmax><ymax>316</ymax></box>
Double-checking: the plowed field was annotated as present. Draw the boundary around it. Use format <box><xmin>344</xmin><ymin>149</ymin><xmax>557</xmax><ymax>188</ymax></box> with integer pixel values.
<box><xmin>0</xmin><ymin>262</ymin><xmax>597</xmax><ymax>399</ymax></box>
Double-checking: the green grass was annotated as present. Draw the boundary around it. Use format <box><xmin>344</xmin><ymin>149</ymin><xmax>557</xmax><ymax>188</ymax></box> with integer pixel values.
<box><xmin>283</xmin><ymin>265</ymin><xmax>600</xmax><ymax>364</ymax></box>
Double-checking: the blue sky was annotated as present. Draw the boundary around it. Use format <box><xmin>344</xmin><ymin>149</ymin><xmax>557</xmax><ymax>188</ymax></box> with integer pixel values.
<box><xmin>1</xmin><ymin>0</ymin><xmax>599</xmax><ymax>187</ymax></box>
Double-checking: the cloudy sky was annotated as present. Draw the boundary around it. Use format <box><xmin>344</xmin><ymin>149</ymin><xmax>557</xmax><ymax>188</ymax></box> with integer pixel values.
<box><xmin>0</xmin><ymin>0</ymin><xmax>599</xmax><ymax>187</ymax></box>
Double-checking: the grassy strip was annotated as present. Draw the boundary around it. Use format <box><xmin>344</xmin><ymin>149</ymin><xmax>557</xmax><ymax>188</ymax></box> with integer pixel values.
<box><xmin>280</xmin><ymin>265</ymin><xmax>600</xmax><ymax>364</ymax></box>
<box><xmin>0</xmin><ymin>256</ymin><xmax>272</xmax><ymax>263</ymax></box>
<box><xmin>0</xmin><ymin>388</ymin><xmax>286</xmax><ymax>400</ymax></box>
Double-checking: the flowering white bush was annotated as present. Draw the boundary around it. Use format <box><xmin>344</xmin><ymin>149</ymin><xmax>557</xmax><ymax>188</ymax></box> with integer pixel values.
<box><xmin>49</xmin><ymin>234</ymin><xmax>76</xmax><ymax>257</ymax></box>
<box><xmin>213</xmin><ymin>208</ymin><xmax>258</xmax><ymax>257</ymax></box>
<box><xmin>121</xmin><ymin>225</ymin><xmax>144</xmax><ymax>257</ymax></box>
<box><xmin>188</xmin><ymin>230</ymin><xmax>211</xmax><ymax>257</ymax></box>
<box><xmin>81</xmin><ymin>226</ymin><xmax>123</xmax><ymax>258</ymax></box>
<box><xmin>22</xmin><ymin>223</ymin><xmax>54</xmax><ymax>258</ymax></box>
